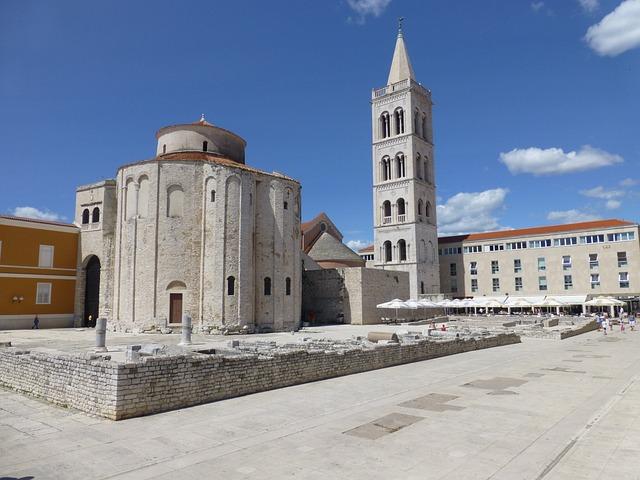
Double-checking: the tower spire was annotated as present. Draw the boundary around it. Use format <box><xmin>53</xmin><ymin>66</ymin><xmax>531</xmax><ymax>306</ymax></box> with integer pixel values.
<box><xmin>387</xmin><ymin>21</ymin><xmax>416</xmax><ymax>85</ymax></box>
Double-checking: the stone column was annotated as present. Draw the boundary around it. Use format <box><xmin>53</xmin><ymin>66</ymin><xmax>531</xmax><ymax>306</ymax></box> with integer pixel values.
<box><xmin>95</xmin><ymin>317</ymin><xmax>107</xmax><ymax>352</ymax></box>
<box><xmin>179</xmin><ymin>315</ymin><xmax>192</xmax><ymax>346</ymax></box>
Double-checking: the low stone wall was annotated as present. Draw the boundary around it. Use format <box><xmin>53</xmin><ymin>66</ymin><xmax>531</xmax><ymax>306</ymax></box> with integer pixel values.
<box><xmin>559</xmin><ymin>320</ymin><xmax>598</xmax><ymax>339</ymax></box>
<box><xmin>0</xmin><ymin>333</ymin><xmax>520</xmax><ymax>420</ymax></box>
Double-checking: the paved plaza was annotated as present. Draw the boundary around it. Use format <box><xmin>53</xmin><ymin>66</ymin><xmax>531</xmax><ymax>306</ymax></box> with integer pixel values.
<box><xmin>1</xmin><ymin>327</ymin><xmax>640</xmax><ymax>479</ymax></box>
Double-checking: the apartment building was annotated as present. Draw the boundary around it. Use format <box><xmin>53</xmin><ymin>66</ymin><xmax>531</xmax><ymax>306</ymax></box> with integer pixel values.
<box><xmin>438</xmin><ymin>219</ymin><xmax>639</xmax><ymax>307</ymax></box>
<box><xmin>0</xmin><ymin>215</ymin><xmax>79</xmax><ymax>329</ymax></box>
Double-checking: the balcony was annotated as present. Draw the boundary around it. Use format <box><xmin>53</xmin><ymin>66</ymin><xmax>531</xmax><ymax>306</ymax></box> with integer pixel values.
<box><xmin>382</xmin><ymin>216</ymin><xmax>392</xmax><ymax>225</ymax></box>
<box><xmin>397</xmin><ymin>214</ymin><xmax>406</xmax><ymax>223</ymax></box>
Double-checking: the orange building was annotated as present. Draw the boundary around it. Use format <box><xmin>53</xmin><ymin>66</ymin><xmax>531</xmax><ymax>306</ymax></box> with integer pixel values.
<box><xmin>0</xmin><ymin>215</ymin><xmax>79</xmax><ymax>329</ymax></box>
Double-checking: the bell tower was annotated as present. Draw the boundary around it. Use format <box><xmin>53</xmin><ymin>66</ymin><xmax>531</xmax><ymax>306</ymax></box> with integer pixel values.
<box><xmin>371</xmin><ymin>24</ymin><xmax>440</xmax><ymax>298</ymax></box>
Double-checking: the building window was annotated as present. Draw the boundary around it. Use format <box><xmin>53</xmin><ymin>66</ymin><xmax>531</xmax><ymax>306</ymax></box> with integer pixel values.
<box><xmin>416</xmin><ymin>153</ymin><xmax>422</xmax><ymax>179</ymax></box>
<box><xmin>202</xmin><ymin>141</ymin><xmax>208</xmax><ymax>152</ymax></box>
<box><xmin>417</xmin><ymin>199</ymin><xmax>423</xmax><ymax>217</ymax></box>
<box><xmin>420</xmin><ymin>281</ymin><xmax>425</xmax><ymax>294</ymax></box>
<box><xmin>488</xmin><ymin>244</ymin><xmax>504</xmax><ymax>252</ymax></box>
<box><xmin>554</xmin><ymin>236</ymin><xmax>577</xmax><ymax>246</ymax></box>
<box><xmin>450</xmin><ymin>263</ymin><xmax>457</xmax><ymax>276</ymax></box>
<box><xmin>38</xmin><ymin>245</ymin><xmax>54</xmax><ymax>268</ymax></box>
<box><xmin>380</xmin><ymin>112</ymin><xmax>391</xmax><ymax>139</ymax></box>
<box><xmin>81</xmin><ymin>209</ymin><xmax>90</xmax><ymax>224</ymax></box>
<box><xmin>617</xmin><ymin>251</ymin><xmax>628</xmax><ymax>267</ymax></box>
<box><xmin>564</xmin><ymin>275</ymin><xmax>573</xmax><ymax>290</ymax></box>
<box><xmin>396</xmin><ymin>198</ymin><xmax>406</xmax><ymax>222</ymax></box>
<box><xmin>36</xmin><ymin>283</ymin><xmax>51</xmax><ymax>304</ymax></box>
<box><xmin>227</xmin><ymin>276</ymin><xmax>235</xmax><ymax>295</ymax></box>
<box><xmin>491</xmin><ymin>260</ymin><xmax>499</xmax><ymax>274</ymax></box>
<box><xmin>92</xmin><ymin>207</ymin><xmax>100</xmax><ymax>223</ymax></box>
<box><xmin>425</xmin><ymin>201</ymin><xmax>432</xmax><ymax>219</ymax></box>
<box><xmin>589</xmin><ymin>253</ymin><xmax>599</xmax><ymax>269</ymax></box>
<box><xmin>619</xmin><ymin>272</ymin><xmax>629</xmax><ymax>288</ymax></box>
<box><xmin>264</xmin><ymin>277</ymin><xmax>272</xmax><ymax>296</ymax></box>
<box><xmin>285</xmin><ymin>277</ymin><xmax>291</xmax><ymax>295</ymax></box>
<box><xmin>537</xmin><ymin>257</ymin><xmax>546</xmax><ymax>271</ymax></box>
<box><xmin>580</xmin><ymin>234</ymin><xmax>605</xmax><ymax>244</ymax></box>
<box><xmin>162</xmin><ymin>144</ymin><xmax>167</xmax><ymax>154</ymax></box>
<box><xmin>515</xmin><ymin>277</ymin><xmax>523</xmax><ymax>292</ymax></box>
<box><xmin>211</xmin><ymin>190</ymin><xmax>216</xmax><ymax>202</ymax></box>
<box><xmin>381</xmin><ymin>156</ymin><xmax>392</xmax><ymax>181</ymax></box>
<box><xmin>396</xmin><ymin>154</ymin><xmax>406</xmax><ymax>178</ymax></box>
<box><xmin>471</xmin><ymin>278</ymin><xmax>478</xmax><ymax>293</ymax></box>
<box><xmin>394</xmin><ymin>108</ymin><xmax>405</xmax><ymax>135</ymax></box>
<box><xmin>383</xmin><ymin>241</ymin><xmax>392</xmax><ymax>262</ymax></box>
<box><xmin>398</xmin><ymin>239</ymin><xmax>407</xmax><ymax>261</ymax></box>
<box><xmin>284</xmin><ymin>201</ymin><xmax>288</xmax><ymax>210</ymax></box>
<box><xmin>562</xmin><ymin>255</ymin><xmax>571</xmax><ymax>270</ymax></box>
<box><xmin>514</xmin><ymin>259</ymin><xmax>522</xmax><ymax>273</ymax></box>
<box><xmin>470</xmin><ymin>261</ymin><xmax>477</xmax><ymax>275</ymax></box>
<box><xmin>492</xmin><ymin>278</ymin><xmax>500</xmax><ymax>292</ymax></box>
<box><xmin>591</xmin><ymin>273</ymin><xmax>600</xmax><ymax>289</ymax></box>
<box><xmin>382</xmin><ymin>201</ymin><xmax>392</xmax><ymax>224</ymax></box>
<box><xmin>529</xmin><ymin>239</ymin><xmax>552</xmax><ymax>248</ymax></box>
<box><xmin>167</xmin><ymin>185</ymin><xmax>184</xmax><ymax>218</ymax></box>
<box><xmin>464</xmin><ymin>245</ymin><xmax>482</xmax><ymax>253</ymax></box>
<box><xmin>608</xmin><ymin>232</ymin><xmax>635</xmax><ymax>242</ymax></box>
<box><xmin>538</xmin><ymin>276</ymin><xmax>548</xmax><ymax>291</ymax></box>
<box><xmin>450</xmin><ymin>279</ymin><xmax>458</xmax><ymax>293</ymax></box>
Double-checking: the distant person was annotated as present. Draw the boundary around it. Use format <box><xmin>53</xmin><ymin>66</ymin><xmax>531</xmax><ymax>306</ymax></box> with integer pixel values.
<box><xmin>88</xmin><ymin>315</ymin><xmax>93</xmax><ymax>328</ymax></box>
<box><xmin>630</xmin><ymin>315</ymin><xmax>637</xmax><ymax>332</ymax></box>
<box><xmin>31</xmin><ymin>315</ymin><xmax>39</xmax><ymax>329</ymax></box>
<box><xmin>602</xmin><ymin>316</ymin><xmax>609</xmax><ymax>336</ymax></box>
<box><xmin>441</xmin><ymin>323</ymin><xmax>447</xmax><ymax>332</ymax></box>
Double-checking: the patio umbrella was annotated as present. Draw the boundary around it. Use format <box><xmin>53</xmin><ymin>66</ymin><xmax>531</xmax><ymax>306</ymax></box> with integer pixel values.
<box><xmin>376</xmin><ymin>299</ymin><xmax>409</xmax><ymax>323</ymax></box>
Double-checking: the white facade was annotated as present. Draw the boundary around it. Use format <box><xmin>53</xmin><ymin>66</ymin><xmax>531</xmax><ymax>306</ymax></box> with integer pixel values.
<box><xmin>371</xmin><ymin>28</ymin><xmax>440</xmax><ymax>298</ymax></box>
<box><xmin>438</xmin><ymin>220</ymin><xmax>640</xmax><ymax>303</ymax></box>
<box><xmin>75</xmin><ymin>117</ymin><xmax>302</xmax><ymax>333</ymax></box>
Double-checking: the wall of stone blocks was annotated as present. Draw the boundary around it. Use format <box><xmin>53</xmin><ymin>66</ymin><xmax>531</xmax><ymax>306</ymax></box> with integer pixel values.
<box><xmin>0</xmin><ymin>333</ymin><xmax>520</xmax><ymax>420</ymax></box>
<box><xmin>301</xmin><ymin>269</ymin><xmax>344</xmax><ymax>324</ymax></box>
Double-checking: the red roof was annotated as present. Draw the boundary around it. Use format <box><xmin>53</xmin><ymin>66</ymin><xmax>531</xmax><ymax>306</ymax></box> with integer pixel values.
<box><xmin>0</xmin><ymin>214</ymin><xmax>77</xmax><ymax>229</ymax></box>
<box><xmin>438</xmin><ymin>219</ymin><xmax>636</xmax><ymax>244</ymax></box>
<box><xmin>358</xmin><ymin>244</ymin><xmax>374</xmax><ymax>253</ymax></box>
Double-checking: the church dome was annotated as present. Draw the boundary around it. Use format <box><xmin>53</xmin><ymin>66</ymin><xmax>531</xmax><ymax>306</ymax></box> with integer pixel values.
<box><xmin>155</xmin><ymin>115</ymin><xmax>246</xmax><ymax>164</ymax></box>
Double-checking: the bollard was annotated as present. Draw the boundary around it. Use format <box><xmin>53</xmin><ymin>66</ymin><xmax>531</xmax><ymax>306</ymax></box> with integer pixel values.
<box><xmin>95</xmin><ymin>317</ymin><xmax>108</xmax><ymax>352</ymax></box>
<box><xmin>179</xmin><ymin>315</ymin><xmax>192</xmax><ymax>346</ymax></box>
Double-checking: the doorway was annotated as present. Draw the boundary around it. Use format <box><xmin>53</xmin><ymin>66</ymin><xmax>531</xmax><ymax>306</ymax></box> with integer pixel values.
<box><xmin>169</xmin><ymin>293</ymin><xmax>183</xmax><ymax>324</ymax></box>
<box><xmin>83</xmin><ymin>256</ymin><xmax>101</xmax><ymax>327</ymax></box>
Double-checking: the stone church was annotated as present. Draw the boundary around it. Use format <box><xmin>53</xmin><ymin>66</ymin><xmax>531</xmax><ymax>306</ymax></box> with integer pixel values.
<box><xmin>74</xmin><ymin>116</ymin><xmax>302</xmax><ymax>332</ymax></box>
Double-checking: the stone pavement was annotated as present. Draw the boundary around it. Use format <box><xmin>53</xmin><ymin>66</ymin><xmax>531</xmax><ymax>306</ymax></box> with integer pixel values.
<box><xmin>1</xmin><ymin>329</ymin><xmax>640</xmax><ymax>479</ymax></box>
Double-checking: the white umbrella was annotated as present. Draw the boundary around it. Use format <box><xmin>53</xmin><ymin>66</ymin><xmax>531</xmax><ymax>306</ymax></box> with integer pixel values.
<box><xmin>585</xmin><ymin>297</ymin><xmax>623</xmax><ymax>307</ymax></box>
<box><xmin>508</xmin><ymin>298</ymin><xmax>534</xmax><ymax>308</ymax></box>
<box><xmin>539</xmin><ymin>298</ymin><xmax>566</xmax><ymax>307</ymax></box>
<box><xmin>418</xmin><ymin>298</ymin><xmax>440</xmax><ymax>308</ymax></box>
<box><xmin>377</xmin><ymin>299</ymin><xmax>409</xmax><ymax>323</ymax></box>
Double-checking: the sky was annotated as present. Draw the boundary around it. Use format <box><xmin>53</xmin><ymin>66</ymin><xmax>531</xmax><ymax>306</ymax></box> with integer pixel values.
<box><xmin>1</xmin><ymin>0</ymin><xmax>639</xmax><ymax>251</ymax></box>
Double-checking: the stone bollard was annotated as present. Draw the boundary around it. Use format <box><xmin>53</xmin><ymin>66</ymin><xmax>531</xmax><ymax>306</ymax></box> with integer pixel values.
<box><xmin>179</xmin><ymin>315</ymin><xmax>192</xmax><ymax>346</ymax></box>
<box><xmin>95</xmin><ymin>317</ymin><xmax>108</xmax><ymax>352</ymax></box>
<box><xmin>126</xmin><ymin>345</ymin><xmax>141</xmax><ymax>362</ymax></box>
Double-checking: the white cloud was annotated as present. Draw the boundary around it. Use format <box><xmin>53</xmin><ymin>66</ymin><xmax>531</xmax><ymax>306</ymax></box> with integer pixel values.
<box><xmin>606</xmin><ymin>199</ymin><xmax>622</xmax><ymax>209</ymax></box>
<box><xmin>437</xmin><ymin>188</ymin><xmax>508</xmax><ymax>235</ymax></box>
<box><xmin>346</xmin><ymin>239</ymin><xmax>371</xmax><ymax>251</ymax></box>
<box><xmin>531</xmin><ymin>1</ymin><xmax>545</xmax><ymax>12</ymax></box>
<box><xmin>579</xmin><ymin>0</ymin><xmax>599</xmax><ymax>12</ymax></box>
<box><xmin>585</xmin><ymin>0</ymin><xmax>640</xmax><ymax>56</ymax></box>
<box><xmin>12</xmin><ymin>206</ymin><xmax>64</xmax><ymax>221</ymax></box>
<box><xmin>620</xmin><ymin>177</ymin><xmax>638</xmax><ymax>187</ymax></box>
<box><xmin>499</xmin><ymin>145</ymin><xmax>623</xmax><ymax>176</ymax></box>
<box><xmin>347</xmin><ymin>0</ymin><xmax>392</xmax><ymax>19</ymax></box>
<box><xmin>547</xmin><ymin>209</ymin><xmax>601</xmax><ymax>223</ymax></box>
<box><xmin>580</xmin><ymin>185</ymin><xmax>625</xmax><ymax>199</ymax></box>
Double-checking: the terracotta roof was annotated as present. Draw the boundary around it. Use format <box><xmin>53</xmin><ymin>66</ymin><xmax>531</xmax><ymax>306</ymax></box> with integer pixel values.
<box><xmin>301</xmin><ymin>212</ymin><xmax>331</xmax><ymax>232</ymax></box>
<box><xmin>358</xmin><ymin>244</ymin><xmax>374</xmax><ymax>253</ymax></box>
<box><xmin>118</xmin><ymin>152</ymin><xmax>299</xmax><ymax>183</ymax></box>
<box><xmin>0</xmin><ymin>214</ymin><xmax>77</xmax><ymax>229</ymax></box>
<box><xmin>438</xmin><ymin>219</ymin><xmax>637</xmax><ymax>244</ymax></box>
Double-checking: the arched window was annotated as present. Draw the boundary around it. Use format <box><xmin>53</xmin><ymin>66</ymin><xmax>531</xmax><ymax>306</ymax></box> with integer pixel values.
<box><xmin>424</xmin><ymin>158</ymin><xmax>430</xmax><ymax>183</ymax></box>
<box><xmin>396</xmin><ymin>153</ymin><xmax>405</xmax><ymax>178</ymax></box>
<box><xmin>382</xmin><ymin>200</ymin><xmax>391</xmax><ymax>224</ymax></box>
<box><xmin>285</xmin><ymin>277</ymin><xmax>291</xmax><ymax>296</ymax></box>
<box><xmin>416</xmin><ymin>153</ymin><xmax>422</xmax><ymax>179</ymax></box>
<box><xmin>426</xmin><ymin>201</ymin><xmax>432</xmax><ymax>219</ymax></box>
<box><xmin>421</xmin><ymin>281</ymin><xmax>425</xmax><ymax>295</ymax></box>
<box><xmin>422</xmin><ymin>114</ymin><xmax>428</xmax><ymax>141</ymax></box>
<box><xmin>264</xmin><ymin>277</ymin><xmax>272</xmax><ymax>296</ymax></box>
<box><xmin>202</xmin><ymin>141</ymin><xmax>208</xmax><ymax>152</ymax></box>
<box><xmin>162</xmin><ymin>144</ymin><xmax>167</xmax><ymax>154</ymax></box>
<box><xmin>397</xmin><ymin>198</ymin><xmax>406</xmax><ymax>219</ymax></box>
<box><xmin>210</xmin><ymin>190</ymin><xmax>215</xmax><ymax>202</ymax></box>
<box><xmin>380</xmin><ymin>112</ymin><xmax>391</xmax><ymax>139</ymax></box>
<box><xmin>394</xmin><ymin>108</ymin><xmax>405</xmax><ymax>135</ymax></box>
<box><xmin>91</xmin><ymin>207</ymin><xmax>100</xmax><ymax>223</ymax></box>
<box><xmin>284</xmin><ymin>201</ymin><xmax>288</xmax><ymax>210</ymax></box>
<box><xmin>320</xmin><ymin>222</ymin><xmax>327</xmax><ymax>232</ymax></box>
<box><xmin>414</xmin><ymin>109</ymin><xmax>421</xmax><ymax>137</ymax></box>
<box><xmin>383</xmin><ymin>241</ymin><xmax>392</xmax><ymax>262</ymax></box>
<box><xmin>138</xmin><ymin>175</ymin><xmax>149</xmax><ymax>218</ymax></box>
<box><xmin>398</xmin><ymin>239</ymin><xmax>407</xmax><ymax>261</ymax></box>
<box><xmin>381</xmin><ymin>156</ymin><xmax>392</xmax><ymax>181</ymax></box>
<box><xmin>81</xmin><ymin>209</ymin><xmax>90</xmax><ymax>224</ymax></box>
<box><xmin>125</xmin><ymin>178</ymin><xmax>137</xmax><ymax>219</ymax></box>
<box><xmin>227</xmin><ymin>276</ymin><xmax>235</xmax><ymax>295</ymax></box>
<box><xmin>167</xmin><ymin>185</ymin><xmax>184</xmax><ymax>218</ymax></box>
<box><xmin>417</xmin><ymin>199</ymin><xmax>424</xmax><ymax>217</ymax></box>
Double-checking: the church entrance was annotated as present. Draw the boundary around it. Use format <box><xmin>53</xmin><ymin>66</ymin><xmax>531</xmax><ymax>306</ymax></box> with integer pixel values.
<box><xmin>169</xmin><ymin>293</ymin><xmax>183</xmax><ymax>324</ymax></box>
<box><xmin>83</xmin><ymin>256</ymin><xmax>101</xmax><ymax>327</ymax></box>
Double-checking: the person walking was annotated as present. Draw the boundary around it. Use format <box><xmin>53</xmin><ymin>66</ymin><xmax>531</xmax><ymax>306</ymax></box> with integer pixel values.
<box><xmin>31</xmin><ymin>315</ymin><xmax>39</xmax><ymax>329</ymax></box>
<box><xmin>602</xmin><ymin>315</ymin><xmax>608</xmax><ymax>336</ymax></box>
<box><xmin>630</xmin><ymin>314</ymin><xmax>637</xmax><ymax>332</ymax></box>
